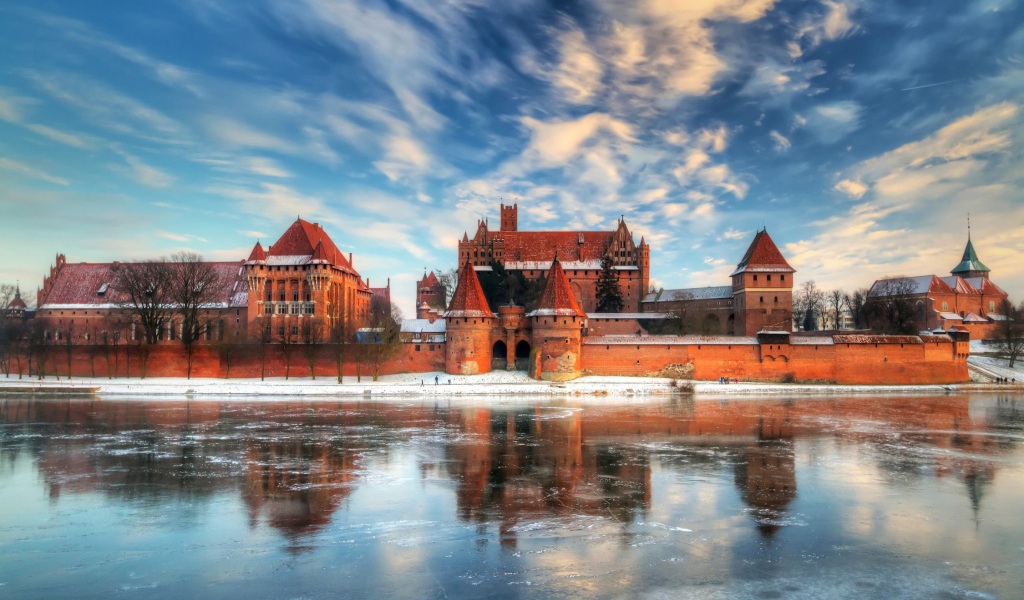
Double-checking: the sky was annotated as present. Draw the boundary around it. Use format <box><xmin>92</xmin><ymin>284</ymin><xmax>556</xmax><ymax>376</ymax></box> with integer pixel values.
<box><xmin>1</xmin><ymin>0</ymin><xmax>1023</xmax><ymax>316</ymax></box>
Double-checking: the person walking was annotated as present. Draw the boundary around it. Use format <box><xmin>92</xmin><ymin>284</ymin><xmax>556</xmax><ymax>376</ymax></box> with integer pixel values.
<box><xmin>434</xmin><ymin>375</ymin><xmax>439</xmax><ymax>386</ymax></box>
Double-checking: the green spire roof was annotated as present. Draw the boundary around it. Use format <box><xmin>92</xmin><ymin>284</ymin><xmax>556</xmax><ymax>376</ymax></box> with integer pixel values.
<box><xmin>950</xmin><ymin>238</ymin><xmax>989</xmax><ymax>275</ymax></box>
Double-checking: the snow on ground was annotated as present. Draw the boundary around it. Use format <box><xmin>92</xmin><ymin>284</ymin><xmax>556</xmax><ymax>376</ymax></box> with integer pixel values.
<box><xmin>0</xmin><ymin>370</ymin><xmax>995</xmax><ymax>399</ymax></box>
<box><xmin>968</xmin><ymin>354</ymin><xmax>1024</xmax><ymax>382</ymax></box>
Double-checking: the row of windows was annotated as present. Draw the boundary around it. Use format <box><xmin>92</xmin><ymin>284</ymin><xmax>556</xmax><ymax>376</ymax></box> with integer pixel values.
<box><xmin>752</xmin><ymin>274</ymin><xmax>785</xmax><ymax>283</ymax></box>
<box><xmin>263</xmin><ymin>303</ymin><xmax>317</xmax><ymax>315</ymax></box>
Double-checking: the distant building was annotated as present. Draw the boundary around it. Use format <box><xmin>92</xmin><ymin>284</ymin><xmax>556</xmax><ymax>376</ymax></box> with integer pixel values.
<box><xmin>641</xmin><ymin>229</ymin><xmax>795</xmax><ymax>336</ymax></box>
<box><xmin>416</xmin><ymin>271</ymin><xmax>446</xmax><ymax>310</ymax></box>
<box><xmin>868</xmin><ymin>234</ymin><xmax>1009</xmax><ymax>339</ymax></box>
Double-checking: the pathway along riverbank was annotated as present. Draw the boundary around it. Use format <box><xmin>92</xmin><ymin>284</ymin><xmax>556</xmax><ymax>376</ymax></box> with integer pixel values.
<box><xmin>2</xmin><ymin>372</ymin><xmax>1020</xmax><ymax>398</ymax></box>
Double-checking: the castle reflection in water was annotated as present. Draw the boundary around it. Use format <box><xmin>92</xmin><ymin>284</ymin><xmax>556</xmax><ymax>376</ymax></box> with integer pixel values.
<box><xmin>1</xmin><ymin>395</ymin><xmax>1019</xmax><ymax>547</ymax></box>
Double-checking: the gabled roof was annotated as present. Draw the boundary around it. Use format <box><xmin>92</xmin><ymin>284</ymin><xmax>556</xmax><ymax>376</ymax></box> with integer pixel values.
<box><xmin>643</xmin><ymin>286</ymin><xmax>734</xmax><ymax>303</ymax></box>
<box><xmin>444</xmin><ymin>260</ymin><xmax>494</xmax><ymax>319</ymax></box>
<box><xmin>869</xmin><ymin>275</ymin><xmax>951</xmax><ymax>297</ymax></box>
<box><xmin>529</xmin><ymin>255</ymin><xmax>585</xmax><ymax>318</ymax></box>
<box><xmin>420</xmin><ymin>271</ymin><xmax>440</xmax><ymax>287</ymax></box>
<box><xmin>38</xmin><ymin>261</ymin><xmax>248</xmax><ymax>309</ymax></box>
<box><xmin>962</xmin><ymin>312</ymin><xmax>988</xmax><ymax>323</ymax></box>
<box><xmin>731</xmin><ymin>229</ymin><xmax>795</xmax><ymax>276</ymax></box>
<box><xmin>939</xmin><ymin>276</ymin><xmax>978</xmax><ymax>294</ymax></box>
<box><xmin>950</xmin><ymin>238</ymin><xmax>989</xmax><ymax>275</ymax></box>
<box><xmin>246</xmin><ymin>241</ymin><xmax>266</xmax><ymax>264</ymax></box>
<box><xmin>963</xmin><ymin>277</ymin><xmax>1007</xmax><ymax>297</ymax></box>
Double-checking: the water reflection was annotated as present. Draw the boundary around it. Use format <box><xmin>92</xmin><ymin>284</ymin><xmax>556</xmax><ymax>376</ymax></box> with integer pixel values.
<box><xmin>2</xmin><ymin>394</ymin><xmax>1023</xmax><ymax>598</ymax></box>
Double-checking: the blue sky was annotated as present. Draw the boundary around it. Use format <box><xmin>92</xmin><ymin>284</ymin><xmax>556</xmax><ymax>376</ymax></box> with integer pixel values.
<box><xmin>1</xmin><ymin>0</ymin><xmax>1022</xmax><ymax>314</ymax></box>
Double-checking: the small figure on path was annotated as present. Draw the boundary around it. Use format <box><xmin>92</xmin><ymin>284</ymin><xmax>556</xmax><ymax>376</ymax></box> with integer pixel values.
<box><xmin>434</xmin><ymin>375</ymin><xmax>439</xmax><ymax>386</ymax></box>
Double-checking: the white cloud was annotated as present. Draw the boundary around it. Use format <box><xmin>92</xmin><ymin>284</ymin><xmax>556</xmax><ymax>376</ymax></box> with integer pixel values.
<box><xmin>242</xmin><ymin>156</ymin><xmax>293</xmax><ymax>178</ymax></box>
<box><xmin>115</xmin><ymin>154</ymin><xmax>175</xmax><ymax>188</ymax></box>
<box><xmin>0</xmin><ymin>157</ymin><xmax>68</xmax><ymax>185</ymax></box>
<box><xmin>800</xmin><ymin>101</ymin><xmax>863</xmax><ymax>144</ymax></box>
<box><xmin>770</xmin><ymin>130</ymin><xmax>792</xmax><ymax>152</ymax></box>
<box><xmin>834</xmin><ymin>179</ymin><xmax>867</xmax><ymax>198</ymax></box>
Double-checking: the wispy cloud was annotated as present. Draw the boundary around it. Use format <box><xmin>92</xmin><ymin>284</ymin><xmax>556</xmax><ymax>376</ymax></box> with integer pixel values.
<box><xmin>0</xmin><ymin>157</ymin><xmax>68</xmax><ymax>185</ymax></box>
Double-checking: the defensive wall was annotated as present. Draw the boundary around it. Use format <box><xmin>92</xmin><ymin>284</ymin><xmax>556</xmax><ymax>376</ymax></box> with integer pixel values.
<box><xmin>579</xmin><ymin>332</ymin><xmax>969</xmax><ymax>385</ymax></box>
<box><xmin>3</xmin><ymin>329</ymin><xmax>969</xmax><ymax>385</ymax></box>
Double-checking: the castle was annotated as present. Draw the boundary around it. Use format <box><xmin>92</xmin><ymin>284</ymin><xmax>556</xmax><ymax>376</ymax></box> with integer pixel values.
<box><xmin>17</xmin><ymin>203</ymin><xmax>979</xmax><ymax>385</ymax></box>
<box><xmin>458</xmin><ymin>203</ymin><xmax>650</xmax><ymax>312</ymax></box>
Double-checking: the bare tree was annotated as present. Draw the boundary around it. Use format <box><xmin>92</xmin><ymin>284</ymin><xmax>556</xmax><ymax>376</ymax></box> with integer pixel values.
<box><xmin>98</xmin><ymin>328</ymin><xmax>115</xmax><ymax>378</ymax></box>
<box><xmin>328</xmin><ymin>316</ymin><xmax>350</xmax><ymax>383</ymax></box>
<box><xmin>28</xmin><ymin>321</ymin><xmax>53</xmax><ymax>380</ymax></box>
<box><xmin>301</xmin><ymin>317</ymin><xmax>326</xmax><ymax>380</ymax></box>
<box><xmin>59</xmin><ymin>320</ymin><xmax>76</xmax><ymax>379</ymax></box>
<box><xmin>826</xmin><ymin>289</ymin><xmax>846</xmax><ymax>330</ymax></box>
<box><xmin>795</xmin><ymin>281</ymin><xmax>825</xmax><ymax>331</ymax></box>
<box><xmin>216</xmin><ymin>337</ymin><xmax>242</xmax><ymax>378</ymax></box>
<box><xmin>866</xmin><ymin>276</ymin><xmax>920</xmax><ymax>335</ymax></box>
<box><xmin>994</xmin><ymin>298</ymin><xmax>1024</xmax><ymax>368</ymax></box>
<box><xmin>169</xmin><ymin>252</ymin><xmax>223</xmax><ymax>379</ymax></box>
<box><xmin>281</xmin><ymin>322</ymin><xmax>297</xmax><ymax>379</ymax></box>
<box><xmin>113</xmin><ymin>260</ymin><xmax>175</xmax><ymax>378</ymax></box>
<box><xmin>249</xmin><ymin>318</ymin><xmax>273</xmax><ymax>381</ymax></box>
<box><xmin>847</xmin><ymin>289</ymin><xmax>868</xmax><ymax>330</ymax></box>
<box><xmin>435</xmin><ymin>267</ymin><xmax>459</xmax><ymax>310</ymax></box>
<box><xmin>359</xmin><ymin>296</ymin><xmax>404</xmax><ymax>381</ymax></box>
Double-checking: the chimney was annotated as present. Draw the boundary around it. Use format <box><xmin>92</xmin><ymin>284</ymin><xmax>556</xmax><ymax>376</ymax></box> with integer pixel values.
<box><xmin>349</xmin><ymin>252</ymin><xmax>353</xmax><ymax>267</ymax></box>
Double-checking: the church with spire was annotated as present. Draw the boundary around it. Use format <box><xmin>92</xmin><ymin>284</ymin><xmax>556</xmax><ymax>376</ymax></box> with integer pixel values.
<box><xmin>868</xmin><ymin>228</ymin><xmax>1009</xmax><ymax>339</ymax></box>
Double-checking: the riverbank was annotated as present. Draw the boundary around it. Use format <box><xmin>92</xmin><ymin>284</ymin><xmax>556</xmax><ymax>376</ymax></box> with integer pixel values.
<box><xmin>2</xmin><ymin>371</ymin><xmax>1019</xmax><ymax>398</ymax></box>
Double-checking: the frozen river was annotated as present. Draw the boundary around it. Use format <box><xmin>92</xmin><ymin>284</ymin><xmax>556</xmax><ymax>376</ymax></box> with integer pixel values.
<box><xmin>1</xmin><ymin>393</ymin><xmax>1022</xmax><ymax>599</ymax></box>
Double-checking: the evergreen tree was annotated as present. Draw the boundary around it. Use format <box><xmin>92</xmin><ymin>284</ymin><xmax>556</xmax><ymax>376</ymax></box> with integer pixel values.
<box><xmin>595</xmin><ymin>255</ymin><xmax>624</xmax><ymax>313</ymax></box>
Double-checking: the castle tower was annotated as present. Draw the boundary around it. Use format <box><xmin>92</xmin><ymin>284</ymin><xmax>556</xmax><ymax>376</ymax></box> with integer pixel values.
<box><xmin>638</xmin><ymin>236</ymin><xmax>650</xmax><ymax>297</ymax></box>
<box><xmin>500</xmin><ymin>203</ymin><xmax>518</xmax><ymax>232</ymax></box>
<box><xmin>731</xmin><ymin>229</ymin><xmax>795</xmax><ymax>336</ymax></box>
<box><xmin>950</xmin><ymin>236</ymin><xmax>990</xmax><ymax>280</ymax></box>
<box><xmin>444</xmin><ymin>260</ymin><xmax>496</xmax><ymax>375</ymax></box>
<box><xmin>527</xmin><ymin>255</ymin><xmax>586</xmax><ymax>381</ymax></box>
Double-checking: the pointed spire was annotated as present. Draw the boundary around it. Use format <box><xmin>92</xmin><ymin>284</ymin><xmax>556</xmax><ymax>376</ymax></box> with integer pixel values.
<box><xmin>445</xmin><ymin>260</ymin><xmax>494</xmax><ymax>318</ymax></box>
<box><xmin>246</xmin><ymin>240</ymin><xmax>266</xmax><ymax>263</ymax></box>
<box><xmin>530</xmin><ymin>254</ymin><xmax>585</xmax><ymax>318</ymax></box>
<box><xmin>951</xmin><ymin>235</ymin><xmax>990</xmax><ymax>276</ymax></box>
<box><xmin>310</xmin><ymin>240</ymin><xmax>329</xmax><ymax>264</ymax></box>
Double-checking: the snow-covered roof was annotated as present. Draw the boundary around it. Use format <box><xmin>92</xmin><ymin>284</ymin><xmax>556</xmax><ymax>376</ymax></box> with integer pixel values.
<box><xmin>586</xmin><ymin>312</ymin><xmax>672</xmax><ymax>319</ymax></box>
<box><xmin>643</xmin><ymin>286</ymin><xmax>734</xmax><ymax>303</ymax></box>
<box><xmin>265</xmin><ymin>255</ymin><xmax>314</xmax><ymax>266</ymax></box>
<box><xmin>527</xmin><ymin>308</ymin><xmax>587</xmax><ymax>317</ymax></box>
<box><xmin>400</xmin><ymin>319</ymin><xmax>447</xmax><ymax>333</ymax></box>
<box><xmin>791</xmin><ymin>337</ymin><xmax>834</xmax><ymax>346</ymax></box>
<box><xmin>988</xmin><ymin>313</ymin><xmax>1009</xmax><ymax>321</ymax></box>
<box><xmin>962</xmin><ymin>312</ymin><xmax>987</xmax><ymax>323</ymax></box>
<box><xmin>584</xmin><ymin>335</ymin><xmax>758</xmax><ymax>346</ymax></box>
<box><xmin>938</xmin><ymin>312</ymin><xmax>963</xmax><ymax>321</ymax></box>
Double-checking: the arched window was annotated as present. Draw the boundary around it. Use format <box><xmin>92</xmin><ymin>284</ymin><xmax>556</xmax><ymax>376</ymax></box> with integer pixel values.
<box><xmin>942</xmin><ymin>301</ymin><xmax>948</xmax><ymax>312</ymax></box>
<box><xmin>916</xmin><ymin>301</ymin><xmax>925</xmax><ymax>323</ymax></box>
<box><xmin>989</xmin><ymin>300</ymin><xmax>996</xmax><ymax>313</ymax></box>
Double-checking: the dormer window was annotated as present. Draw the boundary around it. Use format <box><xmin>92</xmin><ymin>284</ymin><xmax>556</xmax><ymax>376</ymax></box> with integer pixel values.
<box><xmin>97</xmin><ymin>283</ymin><xmax>109</xmax><ymax>296</ymax></box>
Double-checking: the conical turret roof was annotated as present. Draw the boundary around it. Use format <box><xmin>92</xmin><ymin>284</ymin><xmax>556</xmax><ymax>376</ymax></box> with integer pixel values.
<box><xmin>951</xmin><ymin>238</ymin><xmax>990</xmax><ymax>275</ymax></box>
<box><xmin>529</xmin><ymin>255</ymin><xmax>585</xmax><ymax>318</ymax></box>
<box><xmin>731</xmin><ymin>229</ymin><xmax>795</xmax><ymax>276</ymax></box>
<box><xmin>246</xmin><ymin>241</ymin><xmax>266</xmax><ymax>263</ymax></box>
<box><xmin>9</xmin><ymin>284</ymin><xmax>26</xmax><ymax>310</ymax></box>
<box><xmin>444</xmin><ymin>260</ymin><xmax>494</xmax><ymax>319</ymax></box>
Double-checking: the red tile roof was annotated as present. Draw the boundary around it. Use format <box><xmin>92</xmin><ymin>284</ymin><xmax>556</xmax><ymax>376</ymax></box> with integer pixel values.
<box><xmin>420</xmin><ymin>271</ymin><xmax>440</xmax><ymax>287</ymax></box>
<box><xmin>246</xmin><ymin>241</ymin><xmax>266</xmax><ymax>263</ymax></box>
<box><xmin>445</xmin><ymin>261</ymin><xmax>494</xmax><ymax>318</ymax></box>
<box><xmin>531</xmin><ymin>256</ymin><xmax>585</xmax><ymax>318</ymax></box>
<box><xmin>732</xmin><ymin>229</ymin><xmax>795</xmax><ymax>275</ymax></box>
<box><xmin>267</xmin><ymin>219</ymin><xmax>357</xmax><ymax>274</ymax></box>
<box><xmin>497</xmin><ymin>231</ymin><xmax>616</xmax><ymax>263</ymax></box>
<box><xmin>39</xmin><ymin>262</ymin><xmax>248</xmax><ymax>309</ymax></box>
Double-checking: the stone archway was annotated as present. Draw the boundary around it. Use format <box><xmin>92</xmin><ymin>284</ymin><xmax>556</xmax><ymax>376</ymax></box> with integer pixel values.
<box><xmin>492</xmin><ymin>340</ymin><xmax>508</xmax><ymax>370</ymax></box>
<box><xmin>726</xmin><ymin>313</ymin><xmax>735</xmax><ymax>335</ymax></box>
<box><xmin>515</xmin><ymin>340</ymin><xmax>531</xmax><ymax>370</ymax></box>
